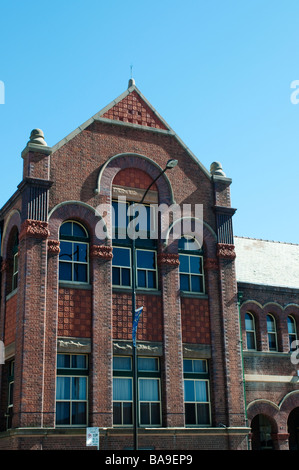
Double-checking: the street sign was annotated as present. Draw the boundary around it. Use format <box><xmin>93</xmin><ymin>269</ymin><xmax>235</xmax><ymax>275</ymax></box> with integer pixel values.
<box><xmin>86</xmin><ymin>427</ymin><xmax>99</xmax><ymax>449</ymax></box>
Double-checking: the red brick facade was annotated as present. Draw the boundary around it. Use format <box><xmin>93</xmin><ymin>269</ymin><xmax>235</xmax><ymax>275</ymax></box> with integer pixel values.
<box><xmin>0</xmin><ymin>82</ymin><xmax>297</xmax><ymax>451</ymax></box>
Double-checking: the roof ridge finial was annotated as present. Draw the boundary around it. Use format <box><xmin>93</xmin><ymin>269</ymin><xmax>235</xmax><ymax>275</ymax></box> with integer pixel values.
<box><xmin>128</xmin><ymin>64</ymin><xmax>135</xmax><ymax>88</ymax></box>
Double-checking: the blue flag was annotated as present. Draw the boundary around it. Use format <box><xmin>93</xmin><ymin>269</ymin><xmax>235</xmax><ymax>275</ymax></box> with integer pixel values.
<box><xmin>132</xmin><ymin>306</ymin><xmax>143</xmax><ymax>347</ymax></box>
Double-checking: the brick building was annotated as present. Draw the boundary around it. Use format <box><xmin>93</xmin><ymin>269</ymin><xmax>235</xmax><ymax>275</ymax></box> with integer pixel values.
<box><xmin>0</xmin><ymin>80</ymin><xmax>298</xmax><ymax>450</ymax></box>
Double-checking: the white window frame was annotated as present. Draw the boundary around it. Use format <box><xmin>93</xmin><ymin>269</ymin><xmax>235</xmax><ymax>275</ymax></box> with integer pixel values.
<box><xmin>138</xmin><ymin>377</ymin><xmax>162</xmax><ymax>427</ymax></box>
<box><xmin>59</xmin><ymin>220</ymin><xmax>89</xmax><ymax>285</ymax></box>
<box><xmin>112</xmin><ymin>377</ymin><xmax>133</xmax><ymax>427</ymax></box>
<box><xmin>184</xmin><ymin>378</ymin><xmax>211</xmax><ymax>426</ymax></box>
<box><xmin>136</xmin><ymin>249</ymin><xmax>158</xmax><ymax>290</ymax></box>
<box><xmin>245</xmin><ymin>312</ymin><xmax>257</xmax><ymax>351</ymax></box>
<box><xmin>179</xmin><ymin>253</ymin><xmax>205</xmax><ymax>294</ymax></box>
<box><xmin>267</xmin><ymin>314</ymin><xmax>278</xmax><ymax>352</ymax></box>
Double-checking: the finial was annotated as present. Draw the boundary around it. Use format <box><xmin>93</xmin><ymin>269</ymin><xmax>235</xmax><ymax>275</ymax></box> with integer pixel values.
<box><xmin>210</xmin><ymin>161</ymin><xmax>226</xmax><ymax>177</ymax></box>
<box><xmin>28</xmin><ymin>128</ymin><xmax>47</xmax><ymax>146</ymax></box>
<box><xmin>128</xmin><ymin>64</ymin><xmax>135</xmax><ymax>88</ymax></box>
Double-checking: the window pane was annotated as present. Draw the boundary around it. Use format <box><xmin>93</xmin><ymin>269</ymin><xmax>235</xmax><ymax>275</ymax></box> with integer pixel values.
<box><xmin>60</xmin><ymin>222</ymin><xmax>72</xmax><ymax>237</ymax></box>
<box><xmin>59</xmin><ymin>262</ymin><xmax>72</xmax><ymax>281</ymax></box>
<box><xmin>191</xmin><ymin>275</ymin><xmax>201</xmax><ymax>292</ymax></box>
<box><xmin>113</xmin><ymin>356</ymin><xmax>132</xmax><ymax>371</ymax></box>
<box><xmin>190</xmin><ymin>256</ymin><xmax>201</xmax><ymax>274</ymax></box>
<box><xmin>113</xmin><ymin>247</ymin><xmax>130</xmax><ymax>267</ymax></box>
<box><xmin>195</xmin><ymin>381</ymin><xmax>208</xmax><ymax>402</ymax></box>
<box><xmin>71</xmin><ymin>355</ymin><xmax>87</xmax><ymax>369</ymax></box>
<box><xmin>185</xmin><ymin>403</ymin><xmax>196</xmax><ymax>425</ymax></box>
<box><xmin>138</xmin><ymin>357</ymin><xmax>159</xmax><ymax>372</ymax></box>
<box><xmin>74</xmin><ymin>264</ymin><xmax>87</xmax><ymax>282</ymax></box>
<box><xmin>72</xmin><ymin>223</ymin><xmax>87</xmax><ymax>238</ymax></box>
<box><xmin>197</xmin><ymin>403</ymin><xmax>210</xmax><ymax>425</ymax></box>
<box><xmin>193</xmin><ymin>360</ymin><xmax>207</xmax><ymax>373</ymax></box>
<box><xmin>179</xmin><ymin>255</ymin><xmax>189</xmax><ymax>273</ymax></box>
<box><xmin>180</xmin><ymin>274</ymin><xmax>190</xmax><ymax>291</ymax></box>
<box><xmin>113</xmin><ymin>378</ymin><xmax>132</xmax><ymax>401</ymax></box>
<box><xmin>72</xmin><ymin>377</ymin><xmax>87</xmax><ymax>400</ymax></box>
<box><xmin>137</xmin><ymin>270</ymin><xmax>146</xmax><ymax>288</ymax></box>
<box><xmin>139</xmin><ymin>379</ymin><xmax>159</xmax><ymax>401</ymax></box>
<box><xmin>123</xmin><ymin>402</ymin><xmax>133</xmax><ymax>425</ymax></box>
<box><xmin>151</xmin><ymin>403</ymin><xmax>161</xmax><ymax>425</ymax></box>
<box><xmin>56</xmin><ymin>377</ymin><xmax>70</xmax><ymax>400</ymax></box>
<box><xmin>137</xmin><ymin>251</ymin><xmax>155</xmax><ymax>269</ymax></box>
<box><xmin>147</xmin><ymin>271</ymin><xmax>156</xmax><ymax>289</ymax></box>
<box><xmin>267</xmin><ymin>315</ymin><xmax>276</xmax><ymax>332</ymax></box>
<box><xmin>268</xmin><ymin>333</ymin><xmax>277</xmax><ymax>351</ymax></box>
<box><xmin>184</xmin><ymin>380</ymin><xmax>195</xmax><ymax>402</ymax></box>
<box><xmin>113</xmin><ymin>402</ymin><xmax>122</xmax><ymax>425</ymax></box>
<box><xmin>140</xmin><ymin>403</ymin><xmax>150</xmax><ymax>425</ymax></box>
<box><xmin>245</xmin><ymin>313</ymin><xmax>254</xmax><ymax>331</ymax></box>
<box><xmin>73</xmin><ymin>243</ymin><xmax>87</xmax><ymax>262</ymax></box>
<box><xmin>121</xmin><ymin>268</ymin><xmax>131</xmax><ymax>286</ymax></box>
<box><xmin>183</xmin><ymin>359</ymin><xmax>193</xmax><ymax>372</ymax></box>
<box><xmin>59</xmin><ymin>241</ymin><xmax>73</xmax><ymax>260</ymax></box>
<box><xmin>72</xmin><ymin>402</ymin><xmax>86</xmax><ymax>425</ymax></box>
<box><xmin>112</xmin><ymin>267</ymin><xmax>120</xmax><ymax>285</ymax></box>
<box><xmin>247</xmin><ymin>331</ymin><xmax>256</xmax><ymax>350</ymax></box>
<box><xmin>288</xmin><ymin>317</ymin><xmax>296</xmax><ymax>334</ymax></box>
<box><xmin>56</xmin><ymin>402</ymin><xmax>70</xmax><ymax>425</ymax></box>
<box><xmin>57</xmin><ymin>354</ymin><xmax>70</xmax><ymax>369</ymax></box>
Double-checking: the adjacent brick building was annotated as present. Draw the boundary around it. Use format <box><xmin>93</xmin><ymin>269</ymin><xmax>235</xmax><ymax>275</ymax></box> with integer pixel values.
<box><xmin>0</xmin><ymin>80</ymin><xmax>298</xmax><ymax>450</ymax></box>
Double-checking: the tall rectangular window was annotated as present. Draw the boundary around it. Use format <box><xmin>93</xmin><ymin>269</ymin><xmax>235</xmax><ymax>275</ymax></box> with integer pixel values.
<box><xmin>56</xmin><ymin>354</ymin><xmax>88</xmax><ymax>426</ymax></box>
<box><xmin>113</xmin><ymin>356</ymin><xmax>133</xmax><ymax>426</ymax></box>
<box><xmin>113</xmin><ymin>356</ymin><xmax>161</xmax><ymax>427</ymax></box>
<box><xmin>183</xmin><ymin>359</ymin><xmax>211</xmax><ymax>426</ymax></box>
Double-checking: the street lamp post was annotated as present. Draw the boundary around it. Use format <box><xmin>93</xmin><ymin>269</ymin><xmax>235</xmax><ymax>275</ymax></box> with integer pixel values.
<box><xmin>131</xmin><ymin>159</ymin><xmax>178</xmax><ymax>451</ymax></box>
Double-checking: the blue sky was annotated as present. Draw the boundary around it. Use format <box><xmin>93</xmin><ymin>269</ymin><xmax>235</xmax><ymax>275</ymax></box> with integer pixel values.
<box><xmin>0</xmin><ymin>0</ymin><xmax>298</xmax><ymax>243</ymax></box>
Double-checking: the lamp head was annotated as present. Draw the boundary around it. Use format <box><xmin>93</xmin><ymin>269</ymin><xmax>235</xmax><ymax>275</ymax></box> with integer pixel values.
<box><xmin>166</xmin><ymin>159</ymin><xmax>178</xmax><ymax>169</ymax></box>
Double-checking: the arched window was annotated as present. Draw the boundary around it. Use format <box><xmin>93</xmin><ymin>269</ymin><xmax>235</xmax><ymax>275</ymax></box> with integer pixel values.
<box><xmin>245</xmin><ymin>312</ymin><xmax>256</xmax><ymax>350</ymax></box>
<box><xmin>288</xmin><ymin>316</ymin><xmax>297</xmax><ymax>351</ymax></box>
<box><xmin>178</xmin><ymin>236</ymin><xmax>204</xmax><ymax>294</ymax></box>
<box><xmin>267</xmin><ymin>314</ymin><xmax>278</xmax><ymax>351</ymax></box>
<box><xmin>59</xmin><ymin>221</ymin><xmax>89</xmax><ymax>283</ymax></box>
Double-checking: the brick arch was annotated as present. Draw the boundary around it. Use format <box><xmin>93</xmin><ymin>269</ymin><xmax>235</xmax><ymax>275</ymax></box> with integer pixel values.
<box><xmin>95</xmin><ymin>153</ymin><xmax>175</xmax><ymax>205</ymax></box>
<box><xmin>48</xmin><ymin>201</ymin><xmax>108</xmax><ymax>245</ymax></box>
<box><xmin>1</xmin><ymin>210</ymin><xmax>21</xmax><ymax>259</ymax></box>
<box><xmin>280</xmin><ymin>391</ymin><xmax>299</xmax><ymax>416</ymax></box>
<box><xmin>247</xmin><ymin>400</ymin><xmax>279</xmax><ymax>433</ymax></box>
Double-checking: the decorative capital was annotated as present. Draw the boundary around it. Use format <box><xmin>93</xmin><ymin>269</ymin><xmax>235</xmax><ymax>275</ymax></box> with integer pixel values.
<box><xmin>48</xmin><ymin>240</ymin><xmax>60</xmax><ymax>255</ymax></box>
<box><xmin>217</xmin><ymin>243</ymin><xmax>236</xmax><ymax>260</ymax></box>
<box><xmin>90</xmin><ymin>245</ymin><xmax>113</xmax><ymax>260</ymax></box>
<box><xmin>204</xmin><ymin>258</ymin><xmax>219</xmax><ymax>270</ymax></box>
<box><xmin>19</xmin><ymin>219</ymin><xmax>50</xmax><ymax>241</ymax></box>
<box><xmin>157</xmin><ymin>253</ymin><xmax>180</xmax><ymax>267</ymax></box>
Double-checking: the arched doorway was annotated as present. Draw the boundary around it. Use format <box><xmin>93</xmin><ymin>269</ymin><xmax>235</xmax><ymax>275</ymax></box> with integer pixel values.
<box><xmin>251</xmin><ymin>414</ymin><xmax>275</xmax><ymax>450</ymax></box>
<box><xmin>288</xmin><ymin>407</ymin><xmax>299</xmax><ymax>450</ymax></box>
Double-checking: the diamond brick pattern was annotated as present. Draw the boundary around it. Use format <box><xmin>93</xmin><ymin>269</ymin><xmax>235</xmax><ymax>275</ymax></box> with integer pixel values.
<box><xmin>102</xmin><ymin>90</ymin><xmax>167</xmax><ymax>129</ymax></box>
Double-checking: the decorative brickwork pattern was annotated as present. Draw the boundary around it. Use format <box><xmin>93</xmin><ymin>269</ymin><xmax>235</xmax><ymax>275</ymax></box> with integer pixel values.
<box><xmin>181</xmin><ymin>297</ymin><xmax>210</xmax><ymax>344</ymax></box>
<box><xmin>102</xmin><ymin>90</ymin><xmax>167</xmax><ymax>129</ymax></box>
<box><xmin>112</xmin><ymin>292</ymin><xmax>163</xmax><ymax>342</ymax></box>
<box><xmin>4</xmin><ymin>292</ymin><xmax>17</xmax><ymax>346</ymax></box>
<box><xmin>113</xmin><ymin>167</ymin><xmax>158</xmax><ymax>190</ymax></box>
<box><xmin>58</xmin><ymin>288</ymin><xmax>92</xmax><ymax>337</ymax></box>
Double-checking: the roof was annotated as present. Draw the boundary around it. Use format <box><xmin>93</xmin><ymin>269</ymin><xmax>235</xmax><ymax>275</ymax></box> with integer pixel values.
<box><xmin>51</xmin><ymin>80</ymin><xmax>211</xmax><ymax>179</ymax></box>
<box><xmin>234</xmin><ymin>236</ymin><xmax>299</xmax><ymax>289</ymax></box>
